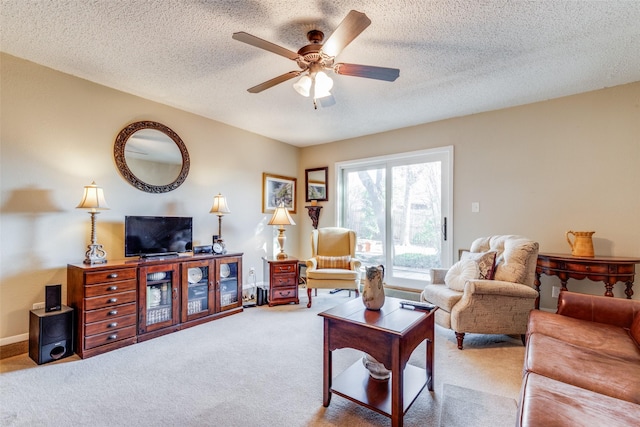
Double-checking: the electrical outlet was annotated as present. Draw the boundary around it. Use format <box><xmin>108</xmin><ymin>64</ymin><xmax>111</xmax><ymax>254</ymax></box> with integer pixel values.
<box><xmin>552</xmin><ymin>286</ymin><xmax>560</xmax><ymax>298</ymax></box>
<box><xmin>33</xmin><ymin>302</ymin><xmax>45</xmax><ymax>310</ymax></box>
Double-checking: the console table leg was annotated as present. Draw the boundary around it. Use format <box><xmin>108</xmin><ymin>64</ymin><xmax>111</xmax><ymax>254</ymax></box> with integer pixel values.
<box><xmin>323</xmin><ymin>321</ymin><xmax>332</xmax><ymax>407</ymax></box>
<box><xmin>604</xmin><ymin>281</ymin><xmax>615</xmax><ymax>298</ymax></box>
<box><xmin>625</xmin><ymin>281</ymin><xmax>634</xmax><ymax>299</ymax></box>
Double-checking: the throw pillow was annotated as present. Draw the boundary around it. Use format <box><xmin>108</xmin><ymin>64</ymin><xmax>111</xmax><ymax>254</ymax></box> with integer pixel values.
<box><xmin>445</xmin><ymin>259</ymin><xmax>480</xmax><ymax>292</ymax></box>
<box><xmin>316</xmin><ymin>255</ymin><xmax>351</xmax><ymax>269</ymax></box>
<box><xmin>460</xmin><ymin>250</ymin><xmax>497</xmax><ymax>279</ymax></box>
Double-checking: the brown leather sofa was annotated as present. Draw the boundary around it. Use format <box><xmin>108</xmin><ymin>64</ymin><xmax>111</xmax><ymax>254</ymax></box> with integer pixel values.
<box><xmin>517</xmin><ymin>291</ymin><xmax>640</xmax><ymax>426</ymax></box>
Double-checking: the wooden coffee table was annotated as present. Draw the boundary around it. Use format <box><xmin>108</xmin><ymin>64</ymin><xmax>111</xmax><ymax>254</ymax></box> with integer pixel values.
<box><xmin>318</xmin><ymin>297</ymin><xmax>436</xmax><ymax>427</ymax></box>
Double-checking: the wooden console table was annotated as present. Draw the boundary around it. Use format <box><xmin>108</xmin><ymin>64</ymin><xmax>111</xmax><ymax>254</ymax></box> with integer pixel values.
<box><xmin>535</xmin><ymin>253</ymin><xmax>640</xmax><ymax>299</ymax></box>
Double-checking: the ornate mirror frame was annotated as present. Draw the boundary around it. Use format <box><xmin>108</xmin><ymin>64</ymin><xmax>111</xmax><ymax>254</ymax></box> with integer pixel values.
<box><xmin>305</xmin><ymin>166</ymin><xmax>328</xmax><ymax>202</ymax></box>
<box><xmin>114</xmin><ymin>121</ymin><xmax>190</xmax><ymax>193</ymax></box>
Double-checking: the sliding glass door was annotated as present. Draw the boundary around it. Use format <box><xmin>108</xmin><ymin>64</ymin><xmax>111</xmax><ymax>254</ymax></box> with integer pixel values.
<box><xmin>337</xmin><ymin>147</ymin><xmax>453</xmax><ymax>287</ymax></box>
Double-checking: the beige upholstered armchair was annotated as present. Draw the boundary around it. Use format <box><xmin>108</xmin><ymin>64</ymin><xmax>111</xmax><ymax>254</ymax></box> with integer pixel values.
<box><xmin>305</xmin><ymin>227</ymin><xmax>361</xmax><ymax>308</ymax></box>
<box><xmin>421</xmin><ymin>235</ymin><xmax>539</xmax><ymax>349</ymax></box>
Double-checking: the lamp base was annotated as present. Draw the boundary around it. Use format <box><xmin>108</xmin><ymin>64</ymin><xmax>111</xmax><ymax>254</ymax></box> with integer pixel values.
<box><xmin>84</xmin><ymin>244</ymin><xmax>107</xmax><ymax>265</ymax></box>
<box><xmin>276</xmin><ymin>252</ymin><xmax>288</xmax><ymax>260</ymax></box>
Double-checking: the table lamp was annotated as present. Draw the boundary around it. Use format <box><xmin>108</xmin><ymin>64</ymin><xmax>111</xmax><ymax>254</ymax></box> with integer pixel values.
<box><xmin>268</xmin><ymin>203</ymin><xmax>296</xmax><ymax>259</ymax></box>
<box><xmin>76</xmin><ymin>181</ymin><xmax>110</xmax><ymax>264</ymax></box>
<box><xmin>210</xmin><ymin>193</ymin><xmax>231</xmax><ymax>247</ymax></box>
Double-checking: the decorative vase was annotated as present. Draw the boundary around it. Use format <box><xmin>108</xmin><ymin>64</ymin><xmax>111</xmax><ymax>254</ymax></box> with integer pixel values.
<box><xmin>566</xmin><ymin>231</ymin><xmax>595</xmax><ymax>257</ymax></box>
<box><xmin>362</xmin><ymin>265</ymin><xmax>385</xmax><ymax>310</ymax></box>
<box><xmin>362</xmin><ymin>353</ymin><xmax>391</xmax><ymax>380</ymax></box>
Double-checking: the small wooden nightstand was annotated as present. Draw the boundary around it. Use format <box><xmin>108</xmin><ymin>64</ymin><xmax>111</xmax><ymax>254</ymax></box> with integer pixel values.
<box><xmin>265</xmin><ymin>258</ymin><xmax>299</xmax><ymax>306</ymax></box>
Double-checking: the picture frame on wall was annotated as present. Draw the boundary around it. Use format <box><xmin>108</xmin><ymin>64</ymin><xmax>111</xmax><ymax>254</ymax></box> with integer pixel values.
<box><xmin>262</xmin><ymin>173</ymin><xmax>297</xmax><ymax>213</ymax></box>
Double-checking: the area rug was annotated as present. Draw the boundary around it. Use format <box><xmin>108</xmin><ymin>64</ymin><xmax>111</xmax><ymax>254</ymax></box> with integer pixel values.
<box><xmin>439</xmin><ymin>383</ymin><xmax>518</xmax><ymax>427</ymax></box>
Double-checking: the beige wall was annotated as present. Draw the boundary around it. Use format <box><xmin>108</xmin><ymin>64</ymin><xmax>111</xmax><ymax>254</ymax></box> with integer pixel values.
<box><xmin>0</xmin><ymin>54</ymin><xmax>300</xmax><ymax>341</ymax></box>
<box><xmin>2</xmin><ymin>52</ymin><xmax>639</xmax><ymax>343</ymax></box>
<box><xmin>298</xmin><ymin>81</ymin><xmax>640</xmax><ymax>309</ymax></box>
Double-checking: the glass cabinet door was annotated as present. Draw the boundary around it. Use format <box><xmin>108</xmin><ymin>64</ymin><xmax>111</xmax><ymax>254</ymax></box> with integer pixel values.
<box><xmin>139</xmin><ymin>263</ymin><xmax>180</xmax><ymax>333</ymax></box>
<box><xmin>182</xmin><ymin>259</ymin><xmax>214</xmax><ymax>322</ymax></box>
<box><xmin>217</xmin><ymin>256</ymin><xmax>242</xmax><ymax>312</ymax></box>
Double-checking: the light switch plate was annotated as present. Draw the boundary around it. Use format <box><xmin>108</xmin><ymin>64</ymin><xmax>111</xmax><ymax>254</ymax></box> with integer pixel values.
<box><xmin>471</xmin><ymin>202</ymin><xmax>480</xmax><ymax>213</ymax></box>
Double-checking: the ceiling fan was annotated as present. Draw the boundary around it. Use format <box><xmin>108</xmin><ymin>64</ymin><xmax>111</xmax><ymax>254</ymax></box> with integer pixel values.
<box><xmin>232</xmin><ymin>10</ymin><xmax>400</xmax><ymax>108</ymax></box>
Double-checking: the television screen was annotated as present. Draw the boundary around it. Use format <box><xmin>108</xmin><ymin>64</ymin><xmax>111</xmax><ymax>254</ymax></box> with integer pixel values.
<box><xmin>125</xmin><ymin>216</ymin><xmax>193</xmax><ymax>257</ymax></box>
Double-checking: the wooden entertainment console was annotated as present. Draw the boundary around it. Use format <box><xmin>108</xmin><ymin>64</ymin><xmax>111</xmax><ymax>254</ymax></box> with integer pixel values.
<box><xmin>67</xmin><ymin>253</ymin><xmax>243</xmax><ymax>358</ymax></box>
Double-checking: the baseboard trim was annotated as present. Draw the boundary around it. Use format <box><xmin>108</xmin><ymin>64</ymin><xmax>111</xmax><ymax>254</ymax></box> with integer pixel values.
<box><xmin>1</xmin><ymin>340</ymin><xmax>28</xmax><ymax>359</ymax></box>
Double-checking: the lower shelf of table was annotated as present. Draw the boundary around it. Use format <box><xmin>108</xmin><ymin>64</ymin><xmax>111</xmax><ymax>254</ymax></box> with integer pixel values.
<box><xmin>331</xmin><ymin>359</ymin><xmax>428</xmax><ymax>417</ymax></box>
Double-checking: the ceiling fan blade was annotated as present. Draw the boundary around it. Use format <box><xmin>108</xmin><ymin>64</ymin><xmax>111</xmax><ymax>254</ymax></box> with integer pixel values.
<box><xmin>334</xmin><ymin>63</ymin><xmax>400</xmax><ymax>82</ymax></box>
<box><xmin>232</xmin><ymin>32</ymin><xmax>300</xmax><ymax>60</ymax></box>
<box><xmin>321</xmin><ymin>10</ymin><xmax>371</xmax><ymax>58</ymax></box>
<box><xmin>247</xmin><ymin>71</ymin><xmax>302</xmax><ymax>93</ymax></box>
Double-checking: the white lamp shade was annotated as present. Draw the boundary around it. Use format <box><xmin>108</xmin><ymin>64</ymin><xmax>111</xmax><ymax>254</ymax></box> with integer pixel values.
<box><xmin>314</xmin><ymin>71</ymin><xmax>333</xmax><ymax>99</ymax></box>
<box><xmin>268</xmin><ymin>204</ymin><xmax>296</xmax><ymax>226</ymax></box>
<box><xmin>76</xmin><ymin>181</ymin><xmax>110</xmax><ymax>211</ymax></box>
<box><xmin>210</xmin><ymin>193</ymin><xmax>231</xmax><ymax>215</ymax></box>
<box><xmin>293</xmin><ymin>75</ymin><xmax>312</xmax><ymax>97</ymax></box>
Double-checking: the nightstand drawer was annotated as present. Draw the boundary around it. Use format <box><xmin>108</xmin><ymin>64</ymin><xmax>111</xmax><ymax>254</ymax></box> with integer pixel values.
<box><xmin>272</xmin><ymin>287</ymin><xmax>297</xmax><ymax>300</ymax></box>
<box><xmin>273</xmin><ymin>263</ymin><xmax>296</xmax><ymax>274</ymax></box>
<box><xmin>85</xmin><ymin>314</ymin><xmax>137</xmax><ymax>336</ymax></box>
<box><xmin>85</xmin><ymin>303</ymin><xmax>137</xmax><ymax>323</ymax></box>
<box><xmin>84</xmin><ymin>325</ymin><xmax>137</xmax><ymax>350</ymax></box>
<box><xmin>272</xmin><ymin>274</ymin><xmax>297</xmax><ymax>287</ymax></box>
<box><xmin>85</xmin><ymin>268</ymin><xmax>137</xmax><ymax>285</ymax></box>
<box><xmin>85</xmin><ymin>279</ymin><xmax>137</xmax><ymax>297</ymax></box>
<box><xmin>85</xmin><ymin>291</ymin><xmax>137</xmax><ymax>310</ymax></box>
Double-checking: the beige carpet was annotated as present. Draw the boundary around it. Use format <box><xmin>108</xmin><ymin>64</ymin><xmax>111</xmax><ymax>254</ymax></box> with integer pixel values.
<box><xmin>1</xmin><ymin>289</ymin><xmax>525</xmax><ymax>426</ymax></box>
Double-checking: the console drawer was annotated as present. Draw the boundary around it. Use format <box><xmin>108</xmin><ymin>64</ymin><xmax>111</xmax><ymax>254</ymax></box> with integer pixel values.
<box><xmin>85</xmin><ymin>268</ymin><xmax>137</xmax><ymax>285</ymax></box>
<box><xmin>84</xmin><ymin>291</ymin><xmax>137</xmax><ymax>310</ymax></box>
<box><xmin>84</xmin><ymin>325</ymin><xmax>137</xmax><ymax>350</ymax></box>
<box><xmin>85</xmin><ymin>303</ymin><xmax>137</xmax><ymax>323</ymax></box>
<box><xmin>85</xmin><ymin>279</ymin><xmax>137</xmax><ymax>297</ymax></box>
<box><xmin>85</xmin><ymin>314</ymin><xmax>137</xmax><ymax>337</ymax></box>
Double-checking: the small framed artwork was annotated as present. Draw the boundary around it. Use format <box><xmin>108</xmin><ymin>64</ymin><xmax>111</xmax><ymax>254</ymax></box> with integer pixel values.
<box><xmin>262</xmin><ymin>173</ymin><xmax>297</xmax><ymax>213</ymax></box>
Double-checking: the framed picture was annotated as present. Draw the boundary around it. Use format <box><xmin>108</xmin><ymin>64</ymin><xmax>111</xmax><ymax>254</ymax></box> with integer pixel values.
<box><xmin>262</xmin><ymin>173</ymin><xmax>297</xmax><ymax>213</ymax></box>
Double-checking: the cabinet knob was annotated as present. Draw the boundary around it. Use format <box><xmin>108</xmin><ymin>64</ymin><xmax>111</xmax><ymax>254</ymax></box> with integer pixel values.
<box><xmin>107</xmin><ymin>334</ymin><xmax>118</xmax><ymax>340</ymax></box>
<box><xmin>107</xmin><ymin>286</ymin><xmax>118</xmax><ymax>291</ymax></box>
<box><xmin>108</xmin><ymin>323</ymin><xmax>118</xmax><ymax>328</ymax></box>
<box><xmin>108</xmin><ymin>273</ymin><xmax>118</xmax><ymax>279</ymax></box>
<box><xmin>107</xmin><ymin>298</ymin><xmax>118</xmax><ymax>303</ymax></box>
<box><xmin>108</xmin><ymin>310</ymin><xmax>118</xmax><ymax>316</ymax></box>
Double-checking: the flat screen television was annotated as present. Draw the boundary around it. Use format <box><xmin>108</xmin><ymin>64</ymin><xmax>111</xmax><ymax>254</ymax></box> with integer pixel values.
<box><xmin>125</xmin><ymin>216</ymin><xmax>193</xmax><ymax>257</ymax></box>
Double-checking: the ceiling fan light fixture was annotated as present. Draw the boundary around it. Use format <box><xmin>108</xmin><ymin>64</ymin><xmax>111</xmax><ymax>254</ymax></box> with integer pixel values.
<box><xmin>293</xmin><ymin>75</ymin><xmax>312</xmax><ymax>97</ymax></box>
<box><xmin>313</xmin><ymin>71</ymin><xmax>333</xmax><ymax>99</ymax></box>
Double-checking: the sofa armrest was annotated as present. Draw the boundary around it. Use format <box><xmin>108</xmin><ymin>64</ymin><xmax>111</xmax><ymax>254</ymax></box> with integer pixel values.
<box><xmin>430</xmin><ymin>268</ymin><xmax>449</xmax><ymax>285</ymax></box>
<box><xmin>465</xmin><ymin>279</ymin><xmax>539</xmax><ymax>299</ymax></box>
<box><xmin>557</xmin><ymin>291</ymin><xmax>640</xmax><ymax>328</ymax></box>
<box><xmin>350</xmin><ymin>258</ymin><xmax>362</xmax><ymax>271</ymax></box>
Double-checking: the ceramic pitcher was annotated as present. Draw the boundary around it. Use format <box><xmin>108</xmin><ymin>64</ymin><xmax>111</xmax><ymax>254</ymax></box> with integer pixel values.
<box><xmin>362</xmin><ymin>265</ymin><xmax>385</xmax><ymax>310</ymax></box>
<box><xmin>566</xmin><ymin>231</ymin><xmax>595</xmax><ymax>257</ymax></box>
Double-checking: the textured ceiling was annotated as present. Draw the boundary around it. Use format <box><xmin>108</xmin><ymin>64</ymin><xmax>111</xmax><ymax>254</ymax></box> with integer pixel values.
<box><xmin>2</xmin><ymin>1</ymin><xmax>640</xmax><ymax>147</ymax></box>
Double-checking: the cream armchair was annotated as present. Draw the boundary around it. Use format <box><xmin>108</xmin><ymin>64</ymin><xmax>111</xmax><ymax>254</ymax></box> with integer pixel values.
<box><xmin>421</xmin><ymin>235</ymin><xmax>539</xmax><ymax>349</ymax></box>
<box><xmin>305</xmin><ymin>227</ymin><xmax>361</xmax><ymax>308</ymax></box>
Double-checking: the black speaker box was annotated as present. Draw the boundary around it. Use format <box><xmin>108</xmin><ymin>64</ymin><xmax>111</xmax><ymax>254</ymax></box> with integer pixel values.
<box><xmin>45</xmin><ymin>284</ymin><xmax>62</xmax><ymax>312</ymax></box>
<box><xmin>29</xmin><ymin>306</ymin><xmax>74</xmax><ymax>365</ymax></box>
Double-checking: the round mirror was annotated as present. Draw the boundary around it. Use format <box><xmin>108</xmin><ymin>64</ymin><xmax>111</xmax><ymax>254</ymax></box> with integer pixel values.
<box><xmin>114</xmin><ymin>121</ymin><xmax>190</xmax><ymax>193</ymax></box>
